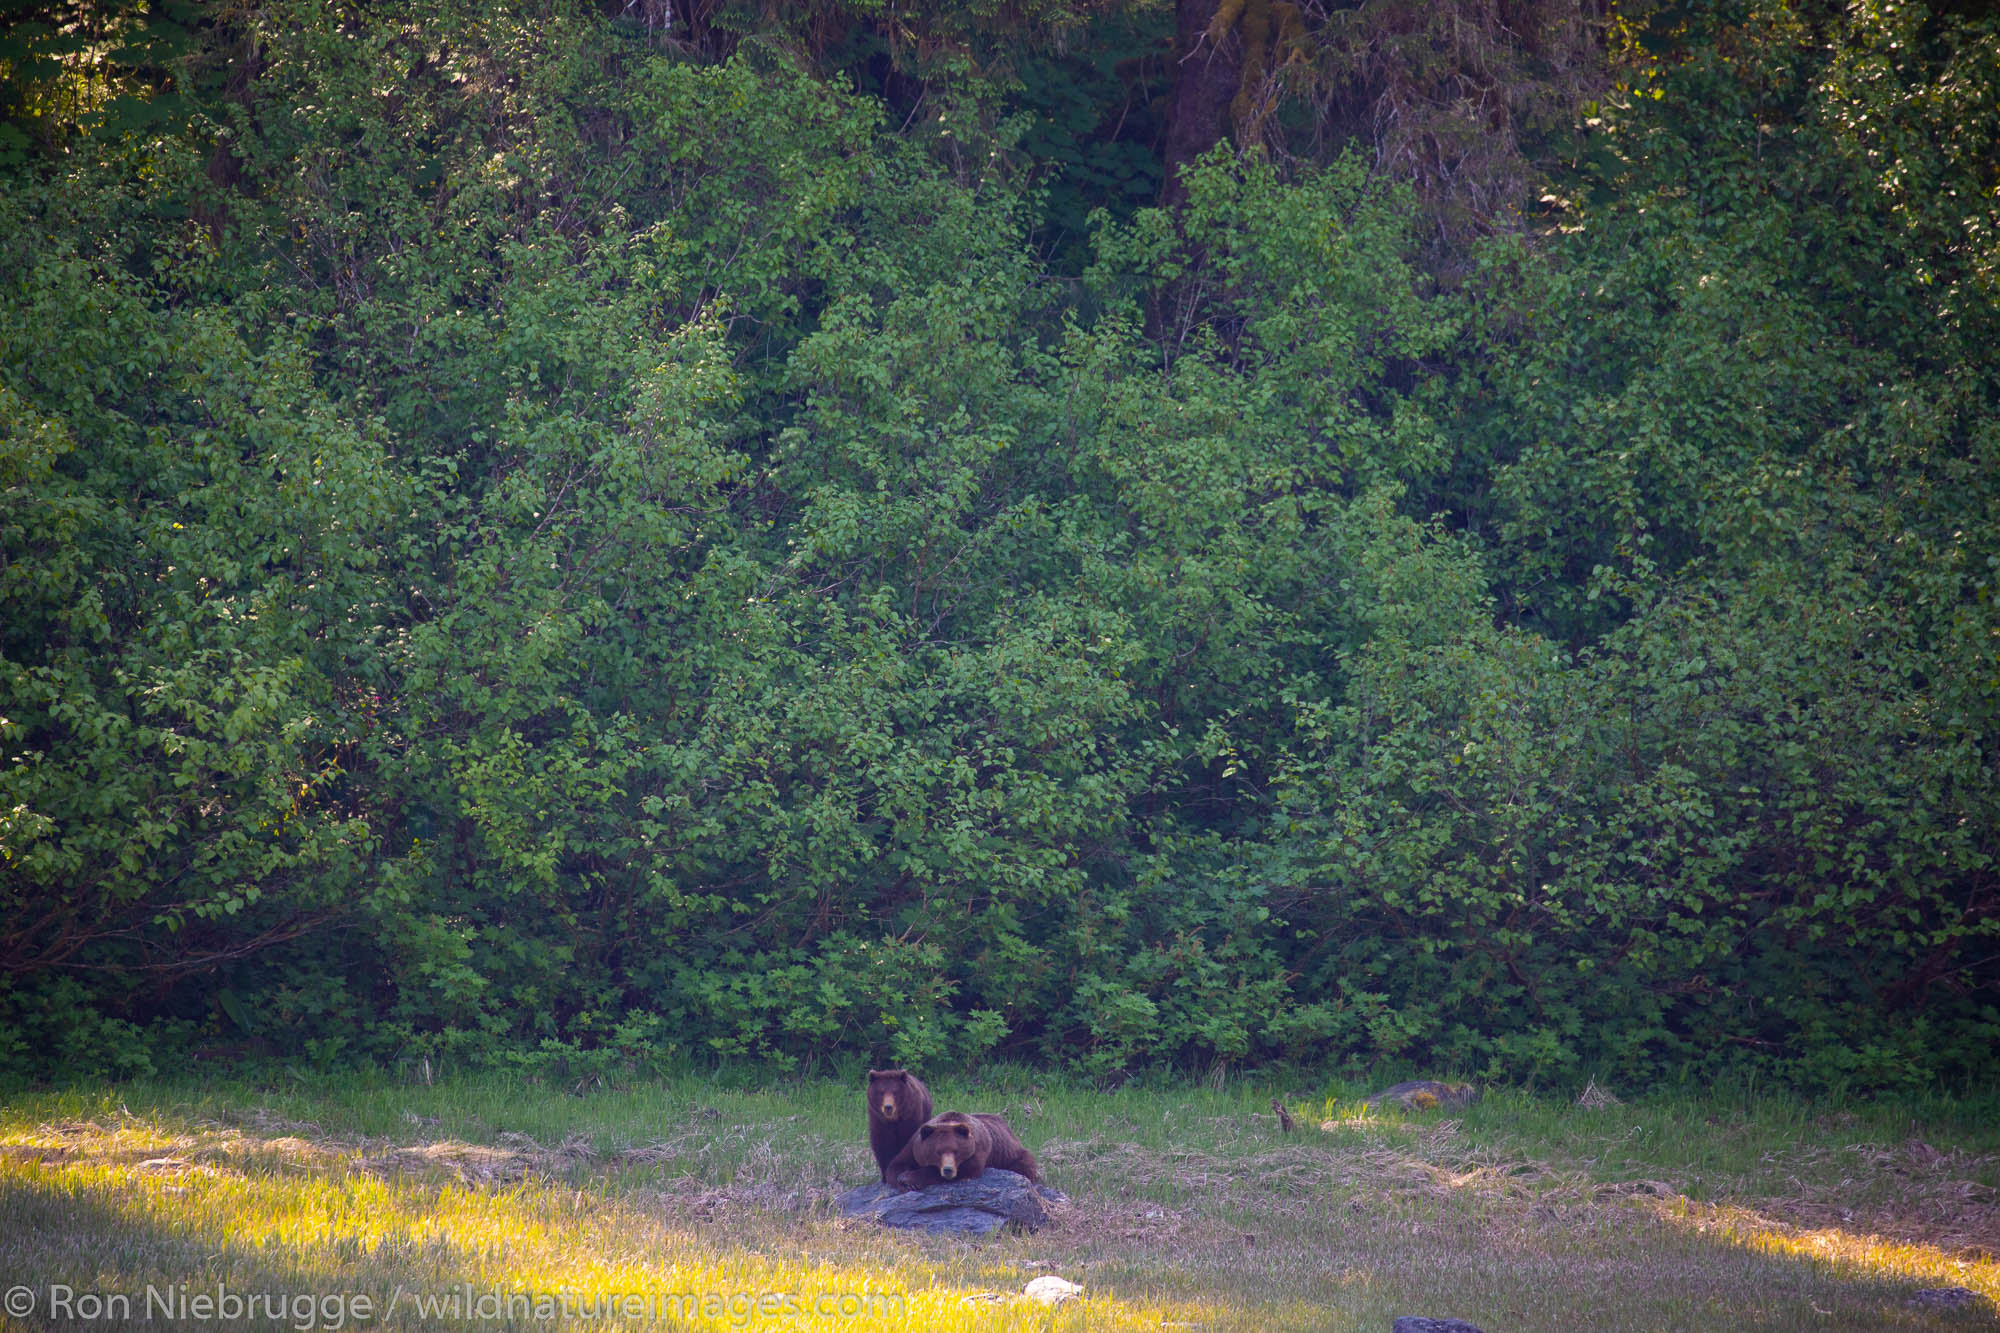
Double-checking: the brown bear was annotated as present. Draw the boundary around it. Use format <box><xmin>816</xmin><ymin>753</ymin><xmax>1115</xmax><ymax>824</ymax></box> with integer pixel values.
<box><xmin>866</xmin><ymin>1069</ymin><xmax>934</xmax><ymax>1184</ymax></box>
<box><xmin>887</xmin><ymin>1110</ymin><xmax>1039</xmax><ymax>1189</ymax></box>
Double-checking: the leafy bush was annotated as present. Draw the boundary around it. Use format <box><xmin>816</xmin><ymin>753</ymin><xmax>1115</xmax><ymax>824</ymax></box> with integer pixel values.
<box><xmin>1</xmin><ymin>0</ymin><xmax>1992</xmax><ymax>1089</ymax></box>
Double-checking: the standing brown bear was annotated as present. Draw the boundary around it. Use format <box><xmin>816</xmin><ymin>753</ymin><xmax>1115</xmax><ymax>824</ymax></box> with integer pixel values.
<box><xmin>865</xmin><ymin>1069</ymin><xmax>934</xmax><ymax>1184</ymax></box>
<box><xmin>887</xmin><ymin>1110</ymin><xmax>1039</xmax><ymax>1189</ymax></box>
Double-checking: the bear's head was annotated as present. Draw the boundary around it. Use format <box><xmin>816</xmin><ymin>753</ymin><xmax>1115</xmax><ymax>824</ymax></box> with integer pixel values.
<box><xmin>911</xmin><ymin>1111</ymin><xmax>988</xmax><ymax>1181</ymax></box>
<box><xmin>867</xmin><ymin>1069</ymin><xmax>917</xmax><ymax>1123</ymax></box>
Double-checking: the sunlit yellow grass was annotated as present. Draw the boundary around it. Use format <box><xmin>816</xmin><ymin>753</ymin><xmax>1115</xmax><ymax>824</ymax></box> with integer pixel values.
<box><xmin>1654</xmin><ymin>1196</ymin><xmax>2000</xmax><ymax>1304</ymax></box>
<box><xmin>4</xmin><ymin>1082</ymin><xmax>1995</xmax><ymax>1332</ymax></box>
<box><xmin>0</xmin><ymin>1121</ymin><xmax>1189</xmax><ymax>1331</ymax></box>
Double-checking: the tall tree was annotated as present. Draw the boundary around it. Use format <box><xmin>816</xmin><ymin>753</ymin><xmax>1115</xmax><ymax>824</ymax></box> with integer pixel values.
<box><xmin>1161</xmin><ymin>0</ymin><xmax>1608</xmax><ymax>253</ymax></box>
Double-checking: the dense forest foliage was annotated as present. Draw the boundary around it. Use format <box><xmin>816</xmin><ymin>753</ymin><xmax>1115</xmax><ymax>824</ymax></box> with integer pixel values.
<box><xmin>2</xmin><ymin>0</ymin><xmax>1995</xmax><ymax>1090</ymax></box>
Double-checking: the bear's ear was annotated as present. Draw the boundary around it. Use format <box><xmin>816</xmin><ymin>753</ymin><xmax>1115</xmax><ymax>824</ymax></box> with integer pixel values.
<box><xmin>953</xmin><ymin>1124</ymin><xmax>971</xmax><ymax>1138</ymax></box>
<box><xmin>918</xmin><ymin>1125</ymin><xmax>934</xmax><ymax>1139</ymax></box>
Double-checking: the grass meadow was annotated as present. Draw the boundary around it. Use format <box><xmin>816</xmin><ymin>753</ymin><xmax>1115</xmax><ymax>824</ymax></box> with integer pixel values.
<box><xmin>0</xmin><ymin>1067</ymin><xmax>1995</xmax><ymax>1331</ymax></box>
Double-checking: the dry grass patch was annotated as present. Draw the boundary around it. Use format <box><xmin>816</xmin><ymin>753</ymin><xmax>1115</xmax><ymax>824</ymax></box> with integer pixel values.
<box><xmin>1027</xmin><ymin>1106</ymin><xmax>2000</xmax><ymax>1330</ymax></box>
<box><xmin>1736</xmin><ymin>1139</ymin><xmax>2000</xmax><ymax>1258</ymax></box>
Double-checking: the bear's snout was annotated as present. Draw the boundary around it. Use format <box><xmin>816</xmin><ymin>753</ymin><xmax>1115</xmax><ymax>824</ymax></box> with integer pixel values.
<box><xmin>878</xmin><ymin>1095</ymin><xmax>898</xmax><ymax>1118</ymax></box>
<box><xmin>936</xmin><ymin>1152</ymin><xmax>958</xmax><ymax>1178</ymax></box>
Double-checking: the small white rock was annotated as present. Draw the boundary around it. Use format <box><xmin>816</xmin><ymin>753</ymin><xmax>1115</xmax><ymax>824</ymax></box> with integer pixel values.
<box><xmin>1023</xmin><ymin>1276</ymin><xmax>1083</xmax><ymax>1306</ymax></box>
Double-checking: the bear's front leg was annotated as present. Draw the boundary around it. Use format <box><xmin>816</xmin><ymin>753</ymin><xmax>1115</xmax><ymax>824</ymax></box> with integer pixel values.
<box><xmin>883</xmin><ymin>1138</ymin><xmax>925</xmax><ymax>1189</ymax></box>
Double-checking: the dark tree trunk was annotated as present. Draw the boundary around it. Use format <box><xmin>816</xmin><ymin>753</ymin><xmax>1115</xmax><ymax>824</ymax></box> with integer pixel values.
<box><xmin>193</xmin><ymin>31</ymin><xmax>263</xmax><ymax>248</ymax></box>
<box><xmin>1161</xmin><ymin>0</ymin><xmax>1242</xmax><ymax>206</ymax></box>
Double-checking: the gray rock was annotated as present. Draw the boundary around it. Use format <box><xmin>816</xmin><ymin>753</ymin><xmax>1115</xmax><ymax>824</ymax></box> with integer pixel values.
<box><xmin>836</xmin><ymin>1168</ymin><xmax>1066</xmax><ymax>1237</ymax></box>
<box><xmin>1364</xmin><ymin>1080</ymin><xmax>1481</xmax><ymax>1112</ymax></box>
<box><xmin>1907</xmin><ymin>1286</ymin><xmax>1983</xmax><ymax>1310</ymax></box>
<box><xmin>1392</xmin><ymin>1320</ymin><xmax>1485</xmax><ymax>1333</ymax></box>
<box><xmin>1023</xmin><ymin>1276</ymin><xmax>1083</xmax><ymax>1305</ymax></box>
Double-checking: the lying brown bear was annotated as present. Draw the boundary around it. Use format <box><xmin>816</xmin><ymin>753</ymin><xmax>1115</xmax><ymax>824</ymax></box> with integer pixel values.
<box><xmin>866</xmin><ymin>1069</ymin><xmax>934</xmax><ymax>1185</ymax></box>
<box><xmin>886</xmin><ymin>1110</ymin><xmax>1039</xmax><ymax>1189</ymax></box>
